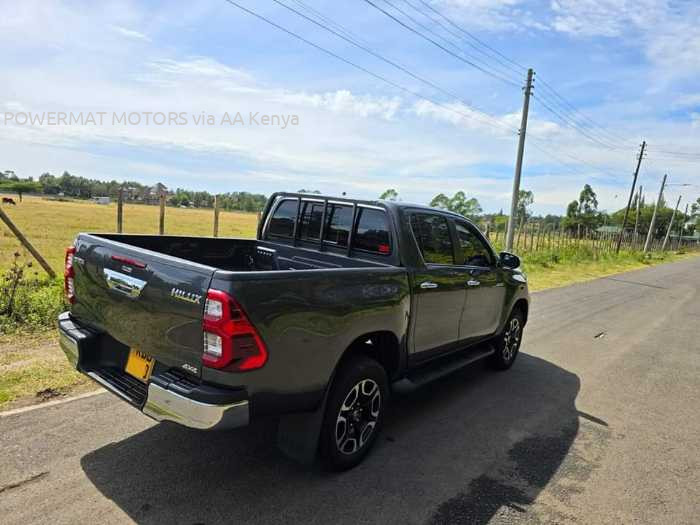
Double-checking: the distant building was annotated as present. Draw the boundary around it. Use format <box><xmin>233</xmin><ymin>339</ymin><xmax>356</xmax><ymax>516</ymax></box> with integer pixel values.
<box><xmin>596</xmin><ymin>225</ymin><xmax>622</xmax><ymax>234</ymax></box>
<box><xmin>93</xmin><ymin>196</ymin><xmax>110</xmax><ymax>205</ymax></box>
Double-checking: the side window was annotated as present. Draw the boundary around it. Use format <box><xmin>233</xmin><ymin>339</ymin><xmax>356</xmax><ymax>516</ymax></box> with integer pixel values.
<box><xmin>324</xmin><ymin>204</ymin><xmax>353</xmax><ymax>247</ymax></box>
<box><xmin>410</xmin><ymin>213</ymin><xmax>454</xmax><ymax>265</ymax></box>
<box><xmin>353</xmin><ymin>208</ymin><xmax>391</xmax><ymax>254</ymax></box>
<box><xmin>298</xmin><ymin>201</ymin><xmax>324</xmax><ymax>240</ymax></box>
<box><xmin>455</xmin><ymin>222</ymin><xmax>493</xmax><ymax>267</ymax></box>
<box><xmin>268</xmin><ymin>199</ymin><xmax>297</xmax><ymax>237</ymax></box>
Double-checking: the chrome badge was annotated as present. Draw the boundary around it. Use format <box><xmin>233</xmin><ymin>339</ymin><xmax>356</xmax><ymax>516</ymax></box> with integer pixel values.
<box><xmin>170</xmin><ymin>287</ymin><xmax>202</xmax><ymax>305</ymax></box>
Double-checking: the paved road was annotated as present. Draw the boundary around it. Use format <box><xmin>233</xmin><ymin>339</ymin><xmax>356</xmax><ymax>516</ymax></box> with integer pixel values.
<box><xmin>2</xmin><ymin>257</ymin><xmax>699</xmax><ymax>524</ymax></box>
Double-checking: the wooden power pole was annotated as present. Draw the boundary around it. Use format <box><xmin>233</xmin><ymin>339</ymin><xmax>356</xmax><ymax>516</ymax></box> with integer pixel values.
<box><xmin>616</xmin><ymin>141</ymin><xmax>645</xmax><ymax>254</ymax></box>
<box><xmin>643</xmin><ymin>174</ymin><xmax>667</xmax><ymax>254</ymax></box>
<box><xmin>661</xmin><ymin>195</ymin><xmax>681</xmax><ymax>251</ymax></box>
<box><xmin>506</xmin><ymin>68</ymin><xmax>534</xmax><ymax>252</ymax></box>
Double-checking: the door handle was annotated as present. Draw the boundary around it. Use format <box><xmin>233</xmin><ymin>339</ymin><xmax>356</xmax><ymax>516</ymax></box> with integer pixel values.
<box><xmin>420</xmin><ymin>281</ymin><xmax>439</xmax><ymax>289</ymax></box>
<box><xmin>466</xmin><ymin>280</ymin><xmax>480</xmax><ymax>287</ymax></box>
<box><xmin>104</xmin><ymin>268</ymin><xmax>147</xmax><ymax>299</ymax></box>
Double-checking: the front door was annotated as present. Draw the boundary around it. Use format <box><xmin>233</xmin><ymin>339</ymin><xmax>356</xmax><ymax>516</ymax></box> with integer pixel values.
<box><xmin>409</xmin><ymin>212</ymin><xmax>470</xmax><ymax>359</ymax></box>
<box><xmin>453</xmin><ymin>220</ymin><xmax>507</xmax><ymax>339</ymax></box>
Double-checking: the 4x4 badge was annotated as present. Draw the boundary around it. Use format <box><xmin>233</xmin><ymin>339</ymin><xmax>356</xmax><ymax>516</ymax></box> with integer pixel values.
<box><xmin>170</xmin><ymin>288</ymin><xmax>202</xmax><ymax>304</ymax></box>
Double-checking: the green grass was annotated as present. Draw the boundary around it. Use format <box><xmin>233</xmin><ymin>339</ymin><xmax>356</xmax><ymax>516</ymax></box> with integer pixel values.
<box><xmin>0</xmin><ymin>331</ymin><xmax>92</xmax><ymax>408</ymax></box>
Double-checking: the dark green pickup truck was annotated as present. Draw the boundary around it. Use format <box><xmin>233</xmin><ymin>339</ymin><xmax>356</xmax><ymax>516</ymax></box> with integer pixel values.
<box><xmin>58</xmin><ymin>192</ymin><xmax>529</xmax><ymax>470</ymax></box>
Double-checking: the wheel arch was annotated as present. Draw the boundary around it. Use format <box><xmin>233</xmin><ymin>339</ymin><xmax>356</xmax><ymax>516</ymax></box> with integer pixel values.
<box><xmin>334</xmin><ymin>330</ymin><xmax>403</xmax><ymax>382</ymax></box>
<box><xmin>512</xmin><ymin>298</ymin><xmax>529</xmax><ymax>324</ymax></box>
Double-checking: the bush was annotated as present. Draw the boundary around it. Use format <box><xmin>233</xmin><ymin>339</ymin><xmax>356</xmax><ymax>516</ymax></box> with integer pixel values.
<box><xmin>0</xmin><ymin>254</ymin><xmax>65</xmax><ymax>334</ymax></box>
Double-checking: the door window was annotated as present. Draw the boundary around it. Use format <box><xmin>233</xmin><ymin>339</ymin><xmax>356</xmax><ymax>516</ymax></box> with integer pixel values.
<box><xmin>353</xmin><ymin>208</ymin><xmax>392</xmax><ymax>254</ymax></box>
<box><xmin>410</xmin><ymin>213</ymin><xmax>454</xmax><ymax>265</ymax></box>
<box><xmin>455</xmin><ymin>222</ymin><xmax>493</xmax><ymax>267</ymax></box>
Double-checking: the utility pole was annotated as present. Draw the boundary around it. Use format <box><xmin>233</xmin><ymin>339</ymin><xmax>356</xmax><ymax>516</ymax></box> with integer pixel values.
<box><xmin>506</xmin><ymin>68</ymin><xmax>534</xmax><ymax>252</ymax></box>
<box><xmin>676</xmin><ymin>203</ymin><xmax>689</xmax><ymax>251</ymax></box>
<box><xmin>661</xmin><ymin>195</ymin><xmax>681</xmax><ymax>251</ymax></box>
<box><xmin>616</xmin><ymin>141</ymin><xmax>646</xmax><ymax>253</ymax></box>
<box><xmin>643</xmin><ymin>174</ymin><xmax>667</xmax><ymax>254</ymax></box>
<box><xmin>633</xmin><ymin>184</ymin><xmax>643</xmax><ymax>236</ymax></box>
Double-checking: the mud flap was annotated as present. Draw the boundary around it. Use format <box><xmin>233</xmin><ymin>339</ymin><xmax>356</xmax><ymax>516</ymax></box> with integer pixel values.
<box><xmin>276</xmin><ymin>384</ymin><xmax>332</xmax><ymax>465</ymax></box>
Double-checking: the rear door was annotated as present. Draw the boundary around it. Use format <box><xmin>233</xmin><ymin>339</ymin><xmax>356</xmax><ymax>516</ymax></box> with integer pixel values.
<box><xmin>71</xmin><ymin>234</ymin><xmax>215</xmax><ymax>377</ymax></box>
<box><xmin>408</xmin><ymin>212</ymin><xmax>470</xmax><ymax>360</ymax></box>
<box><xmin>453</xmin><ymin>220</ymin><xmax>506</xmax><ymax>339</ymax></box>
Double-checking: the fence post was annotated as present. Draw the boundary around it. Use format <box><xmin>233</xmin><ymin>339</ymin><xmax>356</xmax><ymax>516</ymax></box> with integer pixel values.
<box><xmin>117</xmin><ymin>187</ymin><xmax>124</xmax><ymax>233</ymax></box>
<box><xmin>0</xmin><ymin>207</ymin><xmax>56</xmax><ymax>278</ymax></box>
<box><xmin>213</xmin><ymin>195</ymin><xmax>220</xmax><ymax>237</ymax></box>
<box><xmin>159</xmin><ymin>192</ymin><xmax>166</xmax><ymax>235</ymax></box>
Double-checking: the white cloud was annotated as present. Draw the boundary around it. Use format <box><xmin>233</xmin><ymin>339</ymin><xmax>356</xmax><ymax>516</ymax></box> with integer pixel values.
<box><xmin>110</xmin><ymin>25</ymin><xmax>150</xmax><ymax>42</ymax></box>
<box><xmin>278</xmin><ymin>90</ymin><xmax>402</xmax><ymax>120</ymax></box>
<box><xmin>434</xmin><ymin>0</ymin><xmax>545</xmax><ymax>32</ymax></box>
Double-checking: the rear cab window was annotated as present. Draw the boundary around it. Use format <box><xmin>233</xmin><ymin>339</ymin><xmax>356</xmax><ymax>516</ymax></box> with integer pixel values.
<box><xmin>268</xmin><ymin>199</ymin><xmax>297</xmax><ymax>237</ymax></box>
<box><xmin>265</xmin><ymin>198</ymin><xmax>393</xmax><ymax>257</ymax></box>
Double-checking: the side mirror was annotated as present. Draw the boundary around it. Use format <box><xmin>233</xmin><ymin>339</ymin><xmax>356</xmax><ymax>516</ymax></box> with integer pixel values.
<box><xmin>499</xmin><ymin>251</ymin><xmax>521</xmax><ymax>269</ymax></box>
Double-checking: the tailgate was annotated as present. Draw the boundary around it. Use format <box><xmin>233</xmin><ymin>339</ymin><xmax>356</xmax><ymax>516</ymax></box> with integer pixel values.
<box><xmin>70</xmin><ymin>234</ymin><xmax>215</xmax><ymax>378</ymax></box>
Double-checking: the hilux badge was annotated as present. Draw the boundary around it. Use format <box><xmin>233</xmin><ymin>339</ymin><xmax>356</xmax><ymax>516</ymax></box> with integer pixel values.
<box><xmin>170</xmin><ymin>288</ymin><xmax>202</xmax><ymax>304</ymax></box>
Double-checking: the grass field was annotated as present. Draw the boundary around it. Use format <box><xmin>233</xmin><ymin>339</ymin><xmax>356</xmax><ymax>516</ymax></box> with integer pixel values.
<box><xmin>0</xmin><ymin>194</ymin><xmax>259</xmax><ymax>274</ymax></box>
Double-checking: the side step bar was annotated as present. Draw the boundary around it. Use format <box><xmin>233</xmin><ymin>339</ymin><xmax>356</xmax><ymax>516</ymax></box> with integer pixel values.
<box><xmin>392</xmin><ymin>345</ymin><xmax>495</xmax><ymax>394</ymax></box>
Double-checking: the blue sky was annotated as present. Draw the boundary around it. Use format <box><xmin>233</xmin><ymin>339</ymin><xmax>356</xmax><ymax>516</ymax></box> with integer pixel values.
<box><xmin>1</xmin><ymin>0</ymin><xmax>699</xmax><ymax>214</ymax></box>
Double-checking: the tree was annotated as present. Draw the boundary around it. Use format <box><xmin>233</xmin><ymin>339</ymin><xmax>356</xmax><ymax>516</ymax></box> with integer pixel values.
<box><xmin>379</xmin><ymin>188</ymin><xmax>399</xmax><ymax>201</ymax></box>
<box><xmin>0</xmin><ymin>180</ymin><xmax>41</xmax><ymax>202</ymax></box>
<box><xmin>563</xmin><ymin>184</ymin><xmax>602</xmax><ymax>233</ymax></box>
<box><xmin>430</xmin><ymin>191</ymin><xmax>482</xmax><ymax>218</ymax></box>
<box><xmin>516</xmin><ymin>189</ymin><xmax>534</xmax><ymax>226</ymax></box>
<box><xmin>692</xmin><ymin>197</ymin><xmax>700</xmax><ymax>218</ymax></box>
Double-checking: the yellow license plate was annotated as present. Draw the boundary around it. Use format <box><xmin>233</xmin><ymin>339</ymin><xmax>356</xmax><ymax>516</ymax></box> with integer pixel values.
<box><xmin>125</xmin><ymin>349</ymin><xmax>155</xmax><ymax>383</ymax></box>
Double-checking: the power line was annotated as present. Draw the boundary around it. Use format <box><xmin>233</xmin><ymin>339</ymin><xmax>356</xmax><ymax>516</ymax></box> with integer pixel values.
<box><xmin>414</xmin><ymin>0</ymin><xmax>527</xmax><ymax>74</ymax></box>
<box><xmin>535</xmin><ymin>76</ymin><xmax>635</xmax><ymax>149</ymax></box>
<box><xmin>395</xmin><ymin>0</ymin><xmax>524</xmax><ymax>80</ymax></box>
<box><xmin>270</xmin><ymin>0</ymin><xmax>517</xmax><ymax>134</ymax></box>
<box><xmin>532</xmin><ymin>93</ymin><xmax>629</xmax><ymax>151</ymax></box>
<box><xmin>362</xmin><ymin>0</ymin><xmax>522</xmax><ymax>88</ymax></box>
<box><xmin>222</xmin><ymin>0</ymin><xmax>517</xmax><ymax>134</ymax></box>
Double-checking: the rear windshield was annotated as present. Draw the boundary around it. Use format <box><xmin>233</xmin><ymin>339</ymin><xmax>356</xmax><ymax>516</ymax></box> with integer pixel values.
<box><xmin>266</xmin><ymin>199</ymin><xmax>391</xmax><ymax>255</ymax></box>
<box><xmin>325</xmin><ymin>204</ymin><xmax>353</xmax><ymax>247</ymax></box>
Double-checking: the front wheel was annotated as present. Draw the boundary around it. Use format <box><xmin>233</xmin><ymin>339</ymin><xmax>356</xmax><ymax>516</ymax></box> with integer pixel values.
<box><xmin>489</xmin><ymin>309</ymin><xmax>524</xmax><ymax>370</ymax></box>
<box><xmin>320</xmin><ymin>356</ymin><xmax>388</xmax><ymax>471</ymax></box>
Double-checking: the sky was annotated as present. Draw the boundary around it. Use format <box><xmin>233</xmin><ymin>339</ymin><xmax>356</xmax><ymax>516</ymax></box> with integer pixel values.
<box><xmin>1</xmin><ymin>0</ymin><xmax>699</xmax><ymax>215</ymax></box>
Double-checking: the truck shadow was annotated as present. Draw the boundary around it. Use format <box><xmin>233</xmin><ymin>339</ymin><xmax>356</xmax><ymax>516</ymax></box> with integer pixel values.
<box><xmin>81</xmin><ymin>353</ymin><xmax>581</xmax><ymax>524</ymax></box>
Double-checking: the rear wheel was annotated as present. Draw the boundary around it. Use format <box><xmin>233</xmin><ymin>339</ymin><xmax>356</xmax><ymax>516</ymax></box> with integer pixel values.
<box><xmin>489</xmin><ymin>308</ymin><xmax>524</xmax><ymax>370</ymax></box>
<box><xmin>320</xmin><ymin>356</ymin><xmax>388</xmax><ymax>471</ymax></box>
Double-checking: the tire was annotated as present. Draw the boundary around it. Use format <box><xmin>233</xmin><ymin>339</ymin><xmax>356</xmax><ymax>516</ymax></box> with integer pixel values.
<box><xmin>320</xmin><ymin>355</ymin><xmax>389</xmax><ymax>471</ymax></box>
<box><xmin>489</xmin><ymin>308</ymin><xmax>524</xmax><ymax>370</ymax></box>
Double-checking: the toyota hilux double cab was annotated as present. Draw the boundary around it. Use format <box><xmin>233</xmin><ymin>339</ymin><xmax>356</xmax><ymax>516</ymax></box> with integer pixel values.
<box><xmin>58</xmin><ymin>192</ymin><xmax>529</xmax><ymax>470</ymax></box>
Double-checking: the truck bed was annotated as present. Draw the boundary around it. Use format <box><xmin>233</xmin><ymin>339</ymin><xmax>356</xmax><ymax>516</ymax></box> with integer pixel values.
<box><xmin>95</xmin><ymin>234</ymin><xmax>393</xmax><ymax>272</ymax></box>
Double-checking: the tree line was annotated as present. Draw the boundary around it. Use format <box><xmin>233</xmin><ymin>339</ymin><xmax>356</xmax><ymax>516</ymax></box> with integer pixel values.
<box><xmin>379</xmin><ymin>186</ymin><xmax>698</xmax><ymax>238</ymax></box>
<box><xmin>0</xmin><ymin>170</ymin><xmax>268</xmax><ymax>212</ymax></box>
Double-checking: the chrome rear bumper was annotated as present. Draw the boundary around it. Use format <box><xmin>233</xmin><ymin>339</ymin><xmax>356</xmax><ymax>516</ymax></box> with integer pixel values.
<box><xmin>58</xmin><ymin>312</ymin><xmax>249</xmax><ymax>431</ymax></box>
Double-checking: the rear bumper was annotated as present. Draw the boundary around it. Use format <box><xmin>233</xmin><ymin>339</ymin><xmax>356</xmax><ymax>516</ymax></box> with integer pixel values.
<box><xmin>58</xmin><ymin>312</ymin><xmax>249</xmax><ymax>431</ymax></box>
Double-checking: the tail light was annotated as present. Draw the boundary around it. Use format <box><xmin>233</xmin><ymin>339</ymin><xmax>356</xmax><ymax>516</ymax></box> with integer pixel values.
<box><xmin>64</xmin><ymin>246</ymin><xmax>76</xmax><ymax>304</ymax></box>
<box><xmin>202</xmin><ymin>289</ymin><xmax>268</xmax><ymax>371</ymax></box>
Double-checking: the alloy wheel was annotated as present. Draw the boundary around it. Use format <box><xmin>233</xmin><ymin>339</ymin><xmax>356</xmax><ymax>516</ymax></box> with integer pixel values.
<box><xmin>335</xmin><ymin>379</ymin><xmax>381</xmax><ymax>455</ymax></box>
<box><xmin>502</xmin><ymin>317</ymin><xmax>521</xmax><ymax>362</ymax></box>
